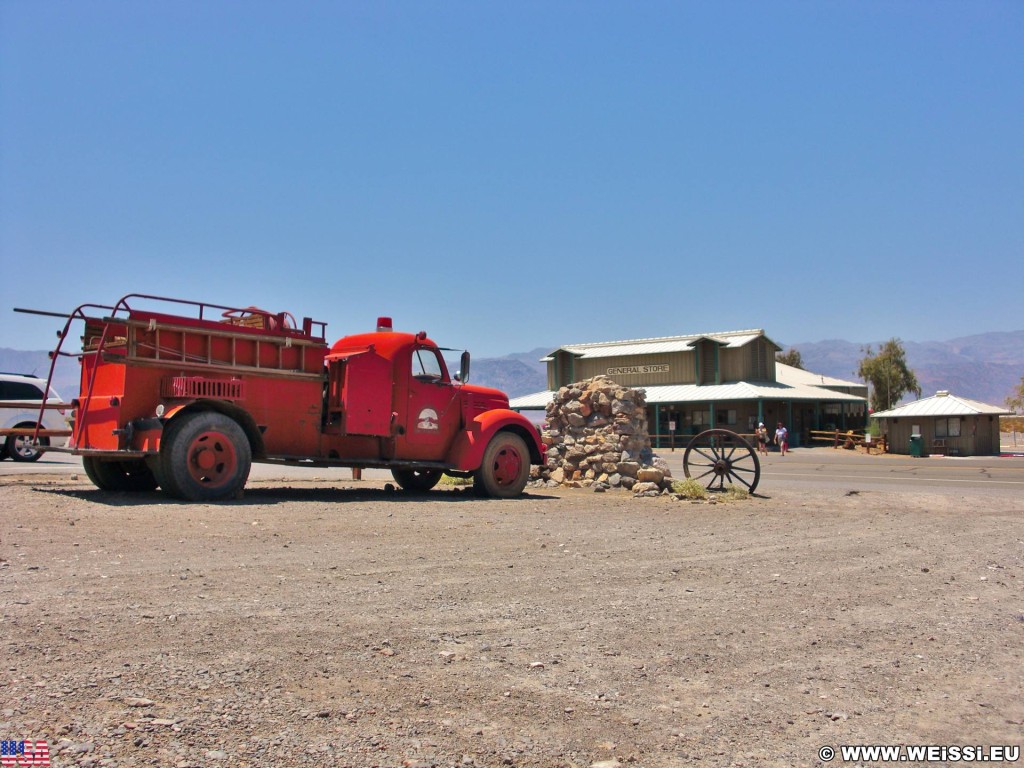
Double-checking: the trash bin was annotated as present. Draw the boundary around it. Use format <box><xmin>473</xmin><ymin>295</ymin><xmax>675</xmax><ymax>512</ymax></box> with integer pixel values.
<box><xmin>909</xmin><ymin>434</ymin><xmax>924</xmax><ymax>458</ymax></box>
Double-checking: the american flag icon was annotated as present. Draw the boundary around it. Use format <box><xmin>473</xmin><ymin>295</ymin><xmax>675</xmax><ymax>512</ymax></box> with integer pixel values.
<box><xmin>0</xmin><ymin>740</ymin><xmax>50</xmax><ymax>767</ymax></box>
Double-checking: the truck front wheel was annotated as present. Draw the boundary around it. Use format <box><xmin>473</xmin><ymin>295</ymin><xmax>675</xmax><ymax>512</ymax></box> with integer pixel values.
<box><xmin>474</xmin><ymin>432</ymin><xmax>530</xmax><ymax>499</ymax></box>
<box><xmin>83</xmin><ymin>457</ymin><xmax>159</xmax><ymax>492</ymax></box>
<box><xmin>391</xmin><ymin>468</ymin><xmax>443</xmax><ymax>492</ymax></box>
<box><xmin>160</xmin><ymin>412</ymin><xmax>251</xmax><ymax>501</ymax></box>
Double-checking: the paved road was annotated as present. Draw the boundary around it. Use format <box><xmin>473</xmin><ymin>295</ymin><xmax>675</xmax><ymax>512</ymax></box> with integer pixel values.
<box><xmin>4</xmin><ymin>447</ymin><xmax>1024</xmax><ymax>501</ymax></box>
<box><xmin>656</xmin><ymin>444</ymin><xmax>1024</xmax><ymax>499</ymax></box>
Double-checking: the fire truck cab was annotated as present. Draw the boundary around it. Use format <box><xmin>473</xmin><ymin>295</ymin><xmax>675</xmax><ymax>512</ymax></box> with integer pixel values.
<box><xmin>24</xmin><ymin>295</ymin><xmax>544</xmax><ymax>501</ymax></box>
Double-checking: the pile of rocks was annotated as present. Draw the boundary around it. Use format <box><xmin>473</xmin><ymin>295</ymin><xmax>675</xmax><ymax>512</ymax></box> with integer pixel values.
<box><xmin>534</xmin><ymin>375</ymin><xmax>673</xmax><ymax>495</ymax></box>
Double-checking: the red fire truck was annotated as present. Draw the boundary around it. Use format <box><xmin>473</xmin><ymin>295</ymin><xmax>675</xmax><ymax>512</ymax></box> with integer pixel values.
<box><xmin>20</xmin><ymin>294</ymin><xmax>544</xmax><ymax>501</ymax></box>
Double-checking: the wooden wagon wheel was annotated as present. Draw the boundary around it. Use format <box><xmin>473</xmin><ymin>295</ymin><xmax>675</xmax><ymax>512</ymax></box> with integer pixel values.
<box><xmin>682</xmin><ymin>429</ymin><xmax>761</xmax><ymax>493</ymax></box>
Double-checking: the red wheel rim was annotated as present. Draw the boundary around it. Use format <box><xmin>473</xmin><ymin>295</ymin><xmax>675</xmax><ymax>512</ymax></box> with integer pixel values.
<box><xmin>186</xmin><ymin>430</ymin><xmax>237</xmax><ymax>487</ymax></box>
<box><xmin>491</xmin><ymin>444</ymin><xmax>523</xmax><ymax>486</ymax></box>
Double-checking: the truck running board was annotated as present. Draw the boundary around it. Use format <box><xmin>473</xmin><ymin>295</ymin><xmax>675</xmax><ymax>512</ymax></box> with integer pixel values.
<box><xmin>259</xmin><ymin>456</ymin><xmax>452</xmax><ymax>471</ymax></box>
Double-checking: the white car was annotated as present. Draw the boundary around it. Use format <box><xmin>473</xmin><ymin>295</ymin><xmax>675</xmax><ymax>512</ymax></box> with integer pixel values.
<box><xmin>0</xmin><ymin>372</ymin><xmax>68</xmax><ymax>462</ymax></box>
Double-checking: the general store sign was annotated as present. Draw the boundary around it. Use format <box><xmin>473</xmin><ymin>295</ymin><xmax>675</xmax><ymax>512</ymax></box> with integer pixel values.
<box><xmin>606</xmin><ymin>364</ymin><xmax>670</xmax><ymax>376</ymax></box>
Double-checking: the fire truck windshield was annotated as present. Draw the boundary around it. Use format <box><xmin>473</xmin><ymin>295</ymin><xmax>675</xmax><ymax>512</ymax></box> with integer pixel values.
<box><xmin>412</xmin><ymin>347</ymin><xmax>444</xmax><ymax>381</ymax></box>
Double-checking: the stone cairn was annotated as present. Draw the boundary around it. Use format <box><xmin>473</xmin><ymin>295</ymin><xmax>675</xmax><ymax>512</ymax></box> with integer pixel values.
<box><xmin>533</xmin><ymin>375</ymin><xmax>673</xmax><ymax>495</ymax></box>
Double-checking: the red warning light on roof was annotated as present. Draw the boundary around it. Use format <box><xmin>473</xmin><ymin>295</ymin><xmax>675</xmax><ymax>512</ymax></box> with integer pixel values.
<box><xmin>377</xmin><ymin>317</ymin><xmax>393</xmax><ymax>332</ymax></box>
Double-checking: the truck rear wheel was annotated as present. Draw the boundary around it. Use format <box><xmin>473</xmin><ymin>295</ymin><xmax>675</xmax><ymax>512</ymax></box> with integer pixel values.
<box><xmin>83</xmin><ymin>457</ymin><xmax>159</xmax><ymax>492</ymax></box>
<box><xmin>391</xmin><ymin>468</ymin><xmax>443</xmax><ymax>492</ymax></box>
<box><xmin>474</xmin><ymin>432</ymin><xmax>530</xmax><ymax>499</ymax></box>
<box><xmin>160</xmin><ymin>411</ymin><xmax>251</xmax><ymax>501</ymax></box>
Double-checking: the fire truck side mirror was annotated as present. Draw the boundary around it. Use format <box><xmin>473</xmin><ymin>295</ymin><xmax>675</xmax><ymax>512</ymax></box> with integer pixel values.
<box><xmin>455</xmin><ymin>350</ymin><xmax>471</xmax><ymax>384</ymax></box>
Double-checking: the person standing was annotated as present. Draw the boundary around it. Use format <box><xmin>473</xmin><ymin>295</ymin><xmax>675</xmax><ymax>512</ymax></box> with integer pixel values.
<box><xmin>775</xmin><ymin>422</ymin><xmax>789</xmax><ymax>456</ymax></box>
<box><xmin>756</xmin><ymin>422</ymin><xmax>769</xmax><ymax>456</ymax></box>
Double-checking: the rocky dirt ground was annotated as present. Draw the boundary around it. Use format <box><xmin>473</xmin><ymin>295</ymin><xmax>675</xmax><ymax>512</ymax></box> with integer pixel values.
<box><xmin>1</xmin><ymin>472</ymin><xmax>1021</xmax><ymax>767</ymax></box>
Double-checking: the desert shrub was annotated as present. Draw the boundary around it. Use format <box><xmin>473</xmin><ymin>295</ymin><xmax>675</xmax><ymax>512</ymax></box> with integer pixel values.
<box><xmin>439</xmin><ymin>474</ymin><xmax>473</xmax><ymax>487</ymax></box>
<box><xmin>1001</xmin><ymin>416</ymin><xmax>1024</xmax><ymax>433</ymax></box>
<box><xmin>672</xmin><ymin>478</ymin><xmax>708</xmax><ymax>499</ymax></box>
<box><xmin>723</xmin><ymin>484</ymin><xmax>750</xmax><ymax>500</ymax></box>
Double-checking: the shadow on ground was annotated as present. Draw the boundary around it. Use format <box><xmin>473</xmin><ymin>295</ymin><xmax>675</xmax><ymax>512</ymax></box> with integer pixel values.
<box><xmin>30</xmin><ymin>484</ymin><xmax>561</xmax><ymax>507</ymax></box>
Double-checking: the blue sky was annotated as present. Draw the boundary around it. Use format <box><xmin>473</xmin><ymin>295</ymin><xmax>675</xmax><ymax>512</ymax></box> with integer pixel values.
<box><xmin>2</xmin><ymin>1</ymin><xmax>1021</xmax><ymax>358</ymax></box>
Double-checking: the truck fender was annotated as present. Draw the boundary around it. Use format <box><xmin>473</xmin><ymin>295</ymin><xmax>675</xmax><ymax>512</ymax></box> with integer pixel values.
<box><xmin>158</xmin><ymin>401</ymin><xmax>265</xmax><ymax>458</ymax></box>
<box><xmin>448</xmin><ymin>409</ymin><xmax>545</xmax><ymax>472</ymax></box>
<box><xmin>159</xmin><ymin>404</ymin><xmax>191</xmax><ymax>423</ymax></box>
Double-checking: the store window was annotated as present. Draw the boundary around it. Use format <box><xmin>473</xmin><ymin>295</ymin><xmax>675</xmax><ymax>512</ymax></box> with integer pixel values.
<box><xmin>934</xmin><ymin>417</ymin><xmax>961</xmax><ymax>438</ymax></box>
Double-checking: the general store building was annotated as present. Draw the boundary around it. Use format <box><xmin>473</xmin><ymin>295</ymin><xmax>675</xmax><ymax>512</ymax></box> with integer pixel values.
<box><xmin>509</xmin><ymin>329</ymin><xmax>868</xmax><ymax>448</ymax></box>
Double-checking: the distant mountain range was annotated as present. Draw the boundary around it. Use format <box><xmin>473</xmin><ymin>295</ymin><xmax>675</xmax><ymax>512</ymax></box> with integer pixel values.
<box><xmin>0</xmin><ymin>348</ymin><xmax>81</xmax><ymax>398</ymax></box>
<box><xmin>3</xmin><ymin>331</ymin><xmax>1021</xmax><ymax>407</ymax></box>
<box><xmin>478</xmin><ymin>332</ymin><xmax>1024</xmax><ymax>406</ymax></box>
<box><xmin>0</xmin><ymin>346</ymin><xmax>554</xmax><ymax>403</ymax></box>
<box><xmin>470</xmin><ymin>347</ymin><xmax>550</xmax><ymax>398</ymax></box>
<box><xmin>783</xmin><ymin>331</ymin><xmax>1024</xmax><ymax>407</ymax></box>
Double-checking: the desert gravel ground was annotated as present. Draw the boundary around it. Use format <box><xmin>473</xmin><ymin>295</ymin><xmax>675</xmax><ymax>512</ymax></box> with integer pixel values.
<box><xmin>1</xmin><ymin>468</ymin><xmax>1021</xmax><ymax>767</ymax></box>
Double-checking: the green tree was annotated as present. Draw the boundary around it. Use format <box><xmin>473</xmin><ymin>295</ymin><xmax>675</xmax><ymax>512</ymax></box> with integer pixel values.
<box><xmin>858</xmin><ymin>338</ymin><xmax>921</xmax><ymax>412</ymax></box>
<box><xmin>1006</xmin><ymin>375</ymin><xmax>1024</xmax><ymax>413</ymax></box>
<box><xmin>776</xmin><ymin>348</ymin><xmax>804</xmax><ymax>369</ymax></box>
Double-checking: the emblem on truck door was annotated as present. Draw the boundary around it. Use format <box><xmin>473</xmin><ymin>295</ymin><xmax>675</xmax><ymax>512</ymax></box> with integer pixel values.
<box><xmin>416</xmin><ymin>408</ymin><xmax>440</xmax><ymax>431</ymax></box>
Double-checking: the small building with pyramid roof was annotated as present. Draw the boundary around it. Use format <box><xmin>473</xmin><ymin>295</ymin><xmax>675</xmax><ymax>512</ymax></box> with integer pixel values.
<box><xmin>870</xmin><ymin>391</ymin><xmax>1010</xmax><ymax>456</ymax></box>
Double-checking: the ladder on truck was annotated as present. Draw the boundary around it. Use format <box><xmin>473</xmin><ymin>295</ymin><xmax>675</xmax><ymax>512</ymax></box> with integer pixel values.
<box><xmin>14</xmin><ymin>293</ymin><xmax>329</xmax><ymax>452</ymax></box>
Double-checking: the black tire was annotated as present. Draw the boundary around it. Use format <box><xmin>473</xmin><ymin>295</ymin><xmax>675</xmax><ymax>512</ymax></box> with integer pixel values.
<box><xmin>391</xmin><ymin>468</ymin><xmax>443</xmax><ymax>492</ymax></box>
<box><xmin>159</xmin><ymin>411</ymin><xmax>251</xmax><ymax>501</ymax></box>
<box><xmin>145</xmin><ymin>455</ymin><xmax>168</xmax><ymax>489</ymax></box>
<box><xmin>6</xmin><ymin>424</ymin><xmax>49</xmax><ymax>462</ymax></box>
<box><xmin>473</xmin><ymin>432</ymin><xmax>531</xmax><ymax>499</ymax></box>
<box><xmin>82</xmin><ymin>457</ymin><xmax>159</xmax><ymax>492</ymax></box>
